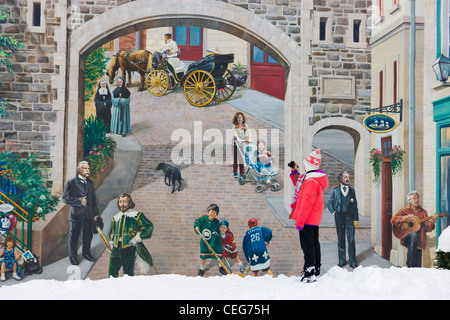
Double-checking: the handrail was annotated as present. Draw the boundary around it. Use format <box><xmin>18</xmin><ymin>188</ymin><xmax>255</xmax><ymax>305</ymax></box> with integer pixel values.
<box><xmin>0</xmin><ymin>190</ymin><xmax>29</xmax><ymax>223</ymax></box>
<box><xmin>0</xmin><ymin>189</ymin><xmax>33</xmax><ymax>252</ymax></box>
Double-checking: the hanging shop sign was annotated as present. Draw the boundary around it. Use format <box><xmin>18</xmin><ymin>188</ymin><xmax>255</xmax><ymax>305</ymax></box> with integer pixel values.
<box><xmin>363</xmin><ymin>113</ymin><xmax>398</xmax><ymax>133</ymax></box>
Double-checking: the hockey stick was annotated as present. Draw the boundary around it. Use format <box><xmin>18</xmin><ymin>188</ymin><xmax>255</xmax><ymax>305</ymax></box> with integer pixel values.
<box><xmin>197</xmin><ymin>232</ymin><xmax>249</xmax><ymax>277</ymax></box>
<box><xmin>197</xmin><ymin>232</ymin><xmax>232</xmax><ymax>275</ymax></box>
<box><xmin>224</xmin><ymin>257</ymin><xmax>251</xmax><ymax>278</ymax></box>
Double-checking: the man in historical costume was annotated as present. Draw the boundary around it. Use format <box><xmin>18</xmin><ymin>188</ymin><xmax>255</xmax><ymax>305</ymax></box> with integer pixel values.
<box><xmin>391</xmin><ymin>191</ymin><xmax>438</xmax><ymax>267</ymax></box>
<box><xmin>62</xmin><ymin>161</ymin><xmax>100</xmax><ymax>265</ymax></box>
<box><xmin>153</xmin><ymin>33</ymin><xmax>179</xmax><ymax>67</ymax></box>
<box><xmin>110</xmin><ymin>77</ymin><xmax>131</xmax><ymax>137</ymax></box>
<box><xmin>94</xmin><ymin>79</ymin><xmax>112</xmax><ymax>132</ymax></box>
<box><xmin>108</xmin><ymin>193</ymin><xmax>154</xmax><ymax>277</ymax></box>
<box><xmin>327</xmin><ymin>170</ymin><xmax>359</xmax><ymax>268</ymax></box>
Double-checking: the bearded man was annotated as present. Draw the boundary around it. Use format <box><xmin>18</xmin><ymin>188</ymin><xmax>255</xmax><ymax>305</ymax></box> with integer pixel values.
<box><xmin>108</xmin><ymin>193</ymin><xmax>154</xmax><ymax>277</ymax></box>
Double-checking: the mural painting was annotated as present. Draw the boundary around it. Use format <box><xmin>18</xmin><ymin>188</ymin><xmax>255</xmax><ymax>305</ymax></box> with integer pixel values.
<box><xmin>0</xmin><ymin>0</ymin><xmax>450</xmax><ymax>304</ymax></box>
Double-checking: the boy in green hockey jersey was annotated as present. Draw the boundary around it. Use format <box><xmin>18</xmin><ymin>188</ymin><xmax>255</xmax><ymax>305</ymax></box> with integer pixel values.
<box><xmin>194</xmin><ymin>203</ymin><xmax>226</xmax><ymax>276</ymax></box>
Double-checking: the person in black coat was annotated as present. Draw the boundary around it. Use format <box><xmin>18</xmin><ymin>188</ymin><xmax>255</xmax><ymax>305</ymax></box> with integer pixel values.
<box><xmin>94</xmin><ymin>79</ymin><xmax>112</xmax><ymax>132</ymax></box>
<box><xmin>62</xmin><ymin>161</ymin><xmax>100</xmax><ymax>265</ymax></box>
<box><xmin>326</xmin><ymin>171</ymin><xmax>359</xmax><ymax>268</ymax></box>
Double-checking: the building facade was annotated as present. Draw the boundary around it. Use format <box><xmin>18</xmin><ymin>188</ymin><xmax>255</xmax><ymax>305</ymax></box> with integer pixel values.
<box><xmin>0</xmin><ymin>0</ymin><xmax>373</xmax><ymax>262</ymax></box>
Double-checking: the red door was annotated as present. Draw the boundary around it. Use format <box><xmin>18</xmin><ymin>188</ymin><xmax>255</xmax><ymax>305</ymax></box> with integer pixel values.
<box><xmin>381</xmin><ymin>137</ymin><xmax>393</xmax><ymax>260</ymax></box>
<box><xmin>173</xmin><ymin>26</ymin><xmax>203</xmax><ymax>61</ymax></box>
<box><xmin>250</xmin><ymin>45</ymin><xmax>285</xmax><ymax>100</ymax></box>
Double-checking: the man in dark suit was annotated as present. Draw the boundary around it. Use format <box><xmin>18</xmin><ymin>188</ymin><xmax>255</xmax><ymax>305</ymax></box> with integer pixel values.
<box><xmin>326</xmin><ymin>171</ymin><xmax>359</xmax><ymax>268</ymax></box>
<box><xmin>62</xmin><ymin>161</ymin><xmax>100</xmax><ymax>265</ymax></box>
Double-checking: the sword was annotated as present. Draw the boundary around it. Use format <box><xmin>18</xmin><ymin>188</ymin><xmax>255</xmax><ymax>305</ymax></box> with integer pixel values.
<box><xmin>93</xmin><ymin>217</ymin><xmax>111</xmax><ymax>251</ymax></box>
<box><xmin>97</xmin><ymin>225</ymin><xmax>112</xmax><ymax>251</ymax></box>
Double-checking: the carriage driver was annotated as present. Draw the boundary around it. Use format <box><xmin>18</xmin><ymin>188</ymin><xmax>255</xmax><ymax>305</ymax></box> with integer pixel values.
<box><xmin>160</xmin><ymin>33</ymin><xmax>179</xmax><ymax>56</ymax></box>
<box><xmin>153</xmin><ymin>33</ymin><xmax>179</xmax><ymax>67</ymax></box>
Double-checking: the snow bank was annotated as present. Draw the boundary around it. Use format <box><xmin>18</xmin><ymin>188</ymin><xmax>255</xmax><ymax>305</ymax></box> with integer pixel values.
<box><xmin>1</xmin><ymin>266</ymin><xmax>450</xmax><ymax>300</ymax></box>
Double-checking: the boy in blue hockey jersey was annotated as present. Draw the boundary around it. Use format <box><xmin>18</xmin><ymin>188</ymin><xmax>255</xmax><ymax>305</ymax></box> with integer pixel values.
<box><xmin>242</xmin><ymin>218</ymin><xmax>273</xmax><ymax>277</ymax></box>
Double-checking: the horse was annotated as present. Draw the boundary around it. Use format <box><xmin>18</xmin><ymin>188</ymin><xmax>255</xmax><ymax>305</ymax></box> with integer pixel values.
<box><xmin>106</xmin><ymin>49</ymin><xmax>153</xmax><ymax>92</ymax></box>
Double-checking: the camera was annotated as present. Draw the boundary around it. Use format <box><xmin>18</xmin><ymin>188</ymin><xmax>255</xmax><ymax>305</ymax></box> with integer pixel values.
<box><xmin>288</xmin><ymin>161</ymin><xmax>296</xmax><ymax>169</ymax></box>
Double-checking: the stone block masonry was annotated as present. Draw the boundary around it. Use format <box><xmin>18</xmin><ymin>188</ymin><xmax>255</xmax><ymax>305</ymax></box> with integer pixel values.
<box><xmin>0</xmin><ymin>0</ymin><xmax>61</xmax><ymax>187</ymax></box>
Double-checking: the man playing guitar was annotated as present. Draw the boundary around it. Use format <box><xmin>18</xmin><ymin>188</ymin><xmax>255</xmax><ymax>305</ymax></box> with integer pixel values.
<box><xmin>391</xmin><ymin>191</ymin><xmax>438</xmax><ymax>267</ymax></box>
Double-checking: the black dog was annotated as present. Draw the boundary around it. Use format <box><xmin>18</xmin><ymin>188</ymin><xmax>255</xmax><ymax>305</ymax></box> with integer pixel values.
<box><xmin>156</xmin><ymin>163</ymin><xmax>184</xmax><ymax>193</ymax></box>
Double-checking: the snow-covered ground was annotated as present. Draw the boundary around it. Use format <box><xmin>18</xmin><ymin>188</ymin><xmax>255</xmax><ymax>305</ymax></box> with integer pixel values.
<box><xmin>1</xmin><ymin>265</ymin><xmax>450</xmax><ymax>300</ymax></box>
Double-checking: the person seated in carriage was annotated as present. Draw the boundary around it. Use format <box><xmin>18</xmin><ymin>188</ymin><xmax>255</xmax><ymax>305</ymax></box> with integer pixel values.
<box><xmin>153</xmin><ymin>33</ymin><xmax>179</xmax><ymax>67</ymax></box>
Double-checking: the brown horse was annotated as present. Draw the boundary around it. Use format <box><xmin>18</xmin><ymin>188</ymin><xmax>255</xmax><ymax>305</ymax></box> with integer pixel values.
<box><xmin>106</xmin><ymin>49</ymin><xmax>153</xmax><ymax>92</ymax></box>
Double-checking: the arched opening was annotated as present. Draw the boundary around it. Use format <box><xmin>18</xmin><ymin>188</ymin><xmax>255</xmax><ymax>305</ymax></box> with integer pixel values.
<box><xmin>66</xmin><ymin>0</ymin><xmax>303</xmax><ymax>191</ymax></box>
<box><xmin>308</xmin><ymin>117</ymin><xmax>372</xmax><ymax>219</ymax></box>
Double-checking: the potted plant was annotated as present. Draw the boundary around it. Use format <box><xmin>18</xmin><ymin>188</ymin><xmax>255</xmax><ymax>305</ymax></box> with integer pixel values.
<box><xmin>389</xmin><ymin>145</ymin><xmax>405</xmax><ymax>176</ymax></box>
<box><xmin>230</xmin><ymin>62</ymin><xmax>249</xmax><ymax>87</ymax></box>
<box><xmin>369</xmin><ymin>148</ymin><xmax>383</xmax><ymax>183</ymax></box>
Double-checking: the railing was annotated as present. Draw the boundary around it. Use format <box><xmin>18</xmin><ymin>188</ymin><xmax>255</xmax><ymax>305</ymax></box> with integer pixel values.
<box><xmin>0</xmin><ymin>190</ymin><xmax>32</xmax><ymax>253</ymax></box>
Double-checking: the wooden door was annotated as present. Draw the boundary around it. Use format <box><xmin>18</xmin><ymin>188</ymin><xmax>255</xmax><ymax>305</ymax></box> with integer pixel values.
<box><xmin>250</xmin><ymin>45</ymin><xmax>285</xmax><ymax>100</ymax></box>
<box><xmin>381</xmin><ymin>137</ymin><xmax>392</xmax><ymax>260</ymax></box>
<box><xmin>173</xmin><ymin>26</ymin><xmax>203</xmax><ymax>61</ymax></box>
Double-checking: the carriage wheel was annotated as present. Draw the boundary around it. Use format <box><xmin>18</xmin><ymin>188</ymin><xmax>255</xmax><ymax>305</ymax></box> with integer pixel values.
<box><xmin>146</xmin><ymin>70</ymin><xmax>169</xmax><ymax>96</ymax></box>
<box><xmin>214</xmin><ymin>69</ymin><xmax>237</xmax><ymax>103</ymax></box>
<box><xmin>183</xmin><ymin>70</ymin><xmax>216</xmax><ymax>107</ymax></box>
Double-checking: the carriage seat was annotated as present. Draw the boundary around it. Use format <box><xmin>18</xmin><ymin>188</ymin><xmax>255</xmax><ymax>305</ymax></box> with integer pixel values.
<box><xmin>168</xmin><ymin>57</ymin><xmax>186</xmax><ymax>74</ymax></box>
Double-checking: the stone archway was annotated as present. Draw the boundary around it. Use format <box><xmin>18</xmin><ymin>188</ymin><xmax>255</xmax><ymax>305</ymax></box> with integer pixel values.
<box><xmin>307</xmin><ymin>117</ymin><xmax>372</xmax><ymax>217</ymax></box>
<box><xmin>65</xmin><ymin>0</ymin><xmax>308</xmax><ymax>204</ymax></box>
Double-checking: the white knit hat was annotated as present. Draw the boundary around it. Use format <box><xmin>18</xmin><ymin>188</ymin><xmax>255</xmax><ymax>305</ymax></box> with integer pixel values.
<box><xmin>303</xmin><ymin>149</ymin><xmax>321</xmax><ymax>171</ymax></box>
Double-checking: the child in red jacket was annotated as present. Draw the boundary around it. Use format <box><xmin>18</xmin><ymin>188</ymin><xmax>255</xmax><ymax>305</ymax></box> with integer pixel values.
<box><xmin>289</xmin><ymin>149</ymin><xmax>328</xmax><ymax>283</ymax></box>
<box><xmin>220</xmin><ymin>220</ymin><xmax>245</xmax><ymax>273</ymax></box>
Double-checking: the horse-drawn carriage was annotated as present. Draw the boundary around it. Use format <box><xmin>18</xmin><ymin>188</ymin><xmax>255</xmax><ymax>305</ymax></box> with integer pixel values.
<box><xmin>146</xmin><ymin>51</ymin><xmax>237</xmax><ymax>107</ymax></box>
<box><xmin>106</xmin><ymin>48</ymin><xmax>237</xmax><ymax>107</ymax></box>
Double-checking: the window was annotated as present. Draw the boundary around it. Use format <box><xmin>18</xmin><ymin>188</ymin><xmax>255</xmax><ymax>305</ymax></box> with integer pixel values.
<box><xmin>189</xmin><ymin>27</ymin><xmax>201</xmax><ymax>46</ymax></box>
<box><xmin>447</xmin><ymin>1</ymin><xmax>450</xmax><ymax>55</ymax></box>
<box><xmin>440</xmin><ymin>154</ymin><xmax>450</xmax><ymax>231</ymax></box>
<box><xmin>26</xmin><ymin>0</ymin><xmax>45</xmax><ymax>33</ymax></box>
<box><xmin>319</xmin><ymin>17</ymin><xmax>327</xmax><ymax>41</ymax></box>
<box><xmin>353</xmin><ymin>20</ymin><xmax>361</xmax><ymax>43</ymax></box>
<box><xmin>438</xmin><ymin>124</ymin><xmax>450</xmax><ymax>233</ymax></box>
<box><xmin>251</xmin><ymin>45</ymin><xmax>279</xmax><ymax>65</ymax></box>
<box><xmin>175</xmin><ymin>27</ymin><xmax>187</xmax><ymax>46</ymax></box>
<box><xmin>313</xmin><ymin>12</ymin><xmax>333</xmax><ymax>45</ymax></box>
<box><xmin>381</xmin><ymin>136</ymin><xmax>392</xmax><ymax>159</ymax></box>
<box><xmin>393</xmin><ymin>59</ymin><xmax>398</xmax><ymax>111</ymax></box>
<box><xmin>346</xmin><ymin>14</ymin><xmax>367</xmax><ymax>48</ymax></box>
<box><xmin>252</xmin><ymin>46</ymin><xmax>265</xmax><ymax>64</ymax></box>
<box><xmin>441</xmin><ymin>125</ymin><xmax>450</xmax><ymax>148</ymax></box>
<box><xmin>33</xmin><ymin>2</ymin><xmax>41</xmax><ymax>26</ymax></box>
<box><xmin>440</xmin><ymin>0</ymin><xmax>450</xmax><ymax>56</ymax></box>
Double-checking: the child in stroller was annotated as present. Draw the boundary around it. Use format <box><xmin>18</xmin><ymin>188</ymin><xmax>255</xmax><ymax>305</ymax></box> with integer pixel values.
<box><xmin>256</xmin><ymin>140</ymin><xmax>276</xmax><ymax>175</ymax></box>
<box><xmin>236</xmin><ymin>139</ymin><xmax>280</xmax><ymax>193</ymax></box>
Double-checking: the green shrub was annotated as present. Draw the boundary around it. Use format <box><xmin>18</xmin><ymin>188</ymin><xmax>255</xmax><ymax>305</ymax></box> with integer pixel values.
<box><xmin>83</xmin><ymin>115</ymin><xmax>116</xmax><ymax>178</ymax></box>
<box><xmin>0</xmin><ymin>145</ymin><xmax>59</xmax><ymax>222</ymax></box>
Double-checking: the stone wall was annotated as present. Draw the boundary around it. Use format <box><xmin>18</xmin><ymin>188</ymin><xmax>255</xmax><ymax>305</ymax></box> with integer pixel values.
<box><xmin>308</xmin><ymin>0</ymin><xmax>372</xmax><ymax>125</ymax></box>
<box><xmin>0</xmin><ymin>0</ymin><xmax>62</xmax><ymax>184</ymax></box>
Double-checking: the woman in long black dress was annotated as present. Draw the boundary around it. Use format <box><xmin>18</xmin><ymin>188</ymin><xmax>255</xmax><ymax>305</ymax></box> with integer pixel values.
<box><xmin>94</xmin><ymin>79</ymin><xmax>112</xmax><ymax>132</ymax></box>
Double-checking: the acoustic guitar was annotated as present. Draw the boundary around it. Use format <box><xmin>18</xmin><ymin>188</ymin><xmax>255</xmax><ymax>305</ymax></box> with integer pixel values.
<box><xmin>393</xmin><ymin>212</ymin><xmax>448</xmax><ymax>239</ymax></box>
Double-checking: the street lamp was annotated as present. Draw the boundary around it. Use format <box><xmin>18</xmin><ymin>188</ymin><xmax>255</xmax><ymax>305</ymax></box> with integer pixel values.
<box><xmin>432</xmin><ymin>54</ymin><xmax>450</xmax><ymax>85</ymax></box>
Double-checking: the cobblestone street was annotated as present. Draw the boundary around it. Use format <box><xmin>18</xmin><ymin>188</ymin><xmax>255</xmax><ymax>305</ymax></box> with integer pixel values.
<box><xmin>87</xmin><ymin>83</ymin><xmax>371</xmax><ymax>280</ymax></box>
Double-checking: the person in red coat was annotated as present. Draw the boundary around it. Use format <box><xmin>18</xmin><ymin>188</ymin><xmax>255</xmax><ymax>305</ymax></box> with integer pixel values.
<box><xmin>289</xmin><ymin>149</ymin><xmax>328</xmax><ymax>283</ymax></box>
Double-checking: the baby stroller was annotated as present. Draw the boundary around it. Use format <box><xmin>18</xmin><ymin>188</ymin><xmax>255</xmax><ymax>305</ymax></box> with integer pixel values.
<box><xmin>236</xmin><ymin>141</ymin><xmax>280</xmax><ymax>193</ymax></box>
